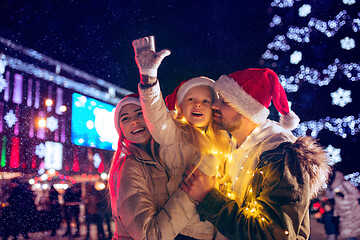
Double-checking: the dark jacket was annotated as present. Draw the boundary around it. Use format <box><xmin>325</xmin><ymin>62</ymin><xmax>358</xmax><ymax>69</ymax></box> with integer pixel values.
<box><xmin>318</xmin><ymin>210</ymin><xmax>339</xmax><ymax>235</ymax></box>
<box><xmin>197</xmin><ymin>135</ymin><xmax>330</xmax><ymax>240</ymax></box>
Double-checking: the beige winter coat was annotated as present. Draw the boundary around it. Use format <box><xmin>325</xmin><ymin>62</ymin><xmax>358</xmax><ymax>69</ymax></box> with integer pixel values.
<box><xmin>139</xmin><ymin>82</ymin><xmax>226</xmax><ymax>239</ymax></box>
<box><xmin>111</xmin><ymin>146</ymin><xmax>200</xmax><ymax>240</ymax></box>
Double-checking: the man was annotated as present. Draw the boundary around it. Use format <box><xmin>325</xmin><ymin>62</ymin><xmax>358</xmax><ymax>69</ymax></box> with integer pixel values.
<box><xmin>62</xmin><ymin>183</ymin><xmax>82</xmax><ymax>237</ymax></box>
<box><xmin>181</xmin><ymin>68</ymin><xmax>331</xmax><ymax>239</ymax></box>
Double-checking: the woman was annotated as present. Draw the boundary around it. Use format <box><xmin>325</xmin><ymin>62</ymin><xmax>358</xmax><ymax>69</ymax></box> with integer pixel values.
<box><xmin>108</xmin><ymin>93</ymin><xmax>207</xmax><ymax>240</ymax></box>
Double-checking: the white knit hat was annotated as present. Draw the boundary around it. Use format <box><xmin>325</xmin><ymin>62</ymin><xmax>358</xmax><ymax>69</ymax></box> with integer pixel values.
<box><xmin>214</xmin><ymin>68</ymin><xmax>300</xmax><ymax>130</ymax></box>
<box><xmin>165</xmin><ymin>76</ymin><xmax>216</xmax><ymax>111</ymax></box>
<box><xmin>114</xmin><ymin>93</ymin><xmax>141</xmax><ymax>136</ymax></box>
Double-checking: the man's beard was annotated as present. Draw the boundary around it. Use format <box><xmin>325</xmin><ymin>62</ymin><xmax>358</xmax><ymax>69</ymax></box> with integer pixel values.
<box><xmin>213</xmin><ymin>112</ymin><xmax>242</xmax><ymax>132</ymax></box>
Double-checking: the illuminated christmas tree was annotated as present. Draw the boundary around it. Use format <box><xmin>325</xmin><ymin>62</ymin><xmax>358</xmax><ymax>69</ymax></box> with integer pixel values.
<box><xmin>260</xmin><ymin>0</ymin><xmax>360</xmax><ymax>186</ymax></box>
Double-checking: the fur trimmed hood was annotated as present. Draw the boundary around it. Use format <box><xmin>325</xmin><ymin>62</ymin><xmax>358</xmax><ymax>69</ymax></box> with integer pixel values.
<box><xmin>291</xmin><ymin>136</ymin><xmax>332</xmax><ymax>198</ymax></box>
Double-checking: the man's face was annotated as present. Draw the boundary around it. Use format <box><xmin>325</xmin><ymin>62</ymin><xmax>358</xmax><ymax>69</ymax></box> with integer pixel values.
<box><xmin>212</xmin><ymin>95</ymin><xmax>242</xmax><ymax>132</ymax></box>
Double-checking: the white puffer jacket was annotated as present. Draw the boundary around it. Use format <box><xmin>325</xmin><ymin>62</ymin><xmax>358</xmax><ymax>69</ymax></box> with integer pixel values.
<box><xmin>139</xmin><ymin>82</ymin><xmax>227</xmax><ymax>240</ymax></box>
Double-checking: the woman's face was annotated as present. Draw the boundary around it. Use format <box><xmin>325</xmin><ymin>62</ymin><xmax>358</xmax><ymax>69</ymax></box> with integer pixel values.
<box><xmin>119</xmin><ymin>104</ymin><xmax>151</xmax><ymax>147</ymax></box>
<box><xmin>180</xmin><ymin>85</ymin><xmax>213</xmax><ymax>128</ymax></box>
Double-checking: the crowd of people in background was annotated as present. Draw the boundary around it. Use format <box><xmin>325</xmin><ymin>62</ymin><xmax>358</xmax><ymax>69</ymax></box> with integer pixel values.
<box><xmin>0</xmin><ymin>179</ymin><xmax>113</xmax><ymax>240</ymax></box>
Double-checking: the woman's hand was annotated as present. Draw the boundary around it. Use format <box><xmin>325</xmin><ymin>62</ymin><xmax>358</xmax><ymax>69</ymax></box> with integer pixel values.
<box><xmin>181</xmin><ymin>165</ymin><xmax>216</xmax><ymax>202</ymax></box>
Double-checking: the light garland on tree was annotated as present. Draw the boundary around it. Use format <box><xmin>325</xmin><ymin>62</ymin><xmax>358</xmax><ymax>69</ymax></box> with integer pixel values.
<box><xmin>276</xmin><ymin>60</ymin><xmax>360</xmax><ymax>92</ymax></box>
<box><xmin>262</xmin><ymin>58</ymin><xmax>360</xmax><ymax>92</ymax></box>
<box><xmin>344</xmin><ymin>172</ymin><xmax>360</xmax><ymax>187</ymax></box>
<box><xmin>293</xmin><ymin>115</ymin><xmax>360</xmax><ymax>138</ymax></box>
<box><xmin>270</xmin><ymin>0</ymin><xmax>301</xmax><ymax>8</ymax></box>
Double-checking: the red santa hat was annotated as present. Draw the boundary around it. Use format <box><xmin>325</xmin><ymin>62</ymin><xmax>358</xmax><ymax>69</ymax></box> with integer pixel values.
<box><xmin>214</xmin><ymin>68</ymin><xmax>300</xmax><ymax>130</ymax></box>
<box><xmin>165</xmin><ymin>76</ymin><xmax>216</xmax><ymax>111</ymax></box>
<box><xmin>114</xmin><ymin>93</ymin><xmax>141</xmax><ymax>136</ymax></box>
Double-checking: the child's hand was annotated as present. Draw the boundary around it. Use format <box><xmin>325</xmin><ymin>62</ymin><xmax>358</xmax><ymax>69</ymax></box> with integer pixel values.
<box><xmin>132</xmin><ymin>36</ymin><xmax>171</xmax><ymax>79</ymax></box>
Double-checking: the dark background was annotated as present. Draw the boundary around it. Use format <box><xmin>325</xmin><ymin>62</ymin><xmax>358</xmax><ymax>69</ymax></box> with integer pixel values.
<box><xmin>0</xmin><ymin>0</ymin><xmax>359</xmax><ymax>178</ymax></box>
<box><xmin>0</xmin><ymin>0</ymin><xmax>270</xmax><ymax>95</ymax></box>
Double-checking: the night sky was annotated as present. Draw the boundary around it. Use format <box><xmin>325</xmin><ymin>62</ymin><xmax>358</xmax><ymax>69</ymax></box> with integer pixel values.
<box><xmin>0</xmin><ymin>0</ymin><xmax>270</xmax><ymax>95</ymax></box>
<box><xmin>1</xmin><ymin>0</ymin><xmax>359</xmax><ymax>177</ymax></box>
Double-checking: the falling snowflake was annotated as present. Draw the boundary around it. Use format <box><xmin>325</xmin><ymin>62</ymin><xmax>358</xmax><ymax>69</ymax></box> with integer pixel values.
<box><xmin>298</xmin><ymin>4</ymin><xmax>311</xmax><ymax>17</ymax></box>
<box><xmin>35</xmin><ymin>143</ymin><xmax>46</xmax><ymax>159</ymax></box>
<box><xmin>325</xmin><ymin>145</ymin><xmax>342</xmax><ymax>166</ymax></box>
<box><xmin>0</xmin><ymin>76</ymin><xmax>7</xmax><ymax>93</ymax></box>
<box><xmin>46</xmin><ymin>116</ymin><xmax>58</xmax><ymax>132</ymax></box>
<box><xmin>331</xmin><ymin>88</ymin><xmax>352</xmax><ymax>107</ymax></box>
<box><xmin>340</xmin><ymin>37</ymin><xmax>355</xmax><ymax>50</ymax></box>
<box><xmin>290</xmin><ymin>51</ymin><xmax>302</xmax><ymax>64</ymax></box>
<box><xmin>4</xmin><ymin>109</ymin><xmax>18</xmax><ymax>128</ymax></box>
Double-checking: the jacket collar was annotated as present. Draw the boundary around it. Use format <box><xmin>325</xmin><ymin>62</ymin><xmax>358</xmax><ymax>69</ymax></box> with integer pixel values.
<box><xmin>238</xmin><ymin>120</ymin><xmax>293</xmax><ymax>152</ymax></box>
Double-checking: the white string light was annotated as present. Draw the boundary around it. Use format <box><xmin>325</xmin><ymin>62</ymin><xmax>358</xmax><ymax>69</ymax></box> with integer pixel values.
<box><xmin>344</xmin><ymin>172</ymin><xmax>360</xmax><ymax>187</ymax></box>
<box><xmin>278</xmin><ymin>60</ymin><xmax>359</xmax><ymax>92</ymax></box>
<box><xmin>293</xmin><ymin>115</ymin><xmax>360</xmax><ymax>138</ymax></box>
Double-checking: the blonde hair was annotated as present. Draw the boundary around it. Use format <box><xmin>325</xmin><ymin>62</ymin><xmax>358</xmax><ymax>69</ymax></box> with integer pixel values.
<box><xmin>108</xmin><ymin>122</ymin><xmax>160</xmax><ymax>218</ymax></box>
<box><xmin>173</xmin><ymin>107</ymin><xmax>231</xmax><ymax>182</ymax></box>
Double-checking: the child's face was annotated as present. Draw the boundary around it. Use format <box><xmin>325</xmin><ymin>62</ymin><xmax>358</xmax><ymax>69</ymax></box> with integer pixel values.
<box><xmin>180</xmin><ymin>85</ymin><xmax>213</xmax><ymax>128</ymax></box>
<box><xmin>119</xmin><ymin>104</ymin><xmax>151</xmax><ymax>147</ymax></box>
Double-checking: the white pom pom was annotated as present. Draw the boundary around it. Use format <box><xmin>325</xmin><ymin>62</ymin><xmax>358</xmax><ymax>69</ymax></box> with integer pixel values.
<box><xmin>280</xmin><ymin>111</ymin><xmax>300</xmax><ymax>130</ymax></box>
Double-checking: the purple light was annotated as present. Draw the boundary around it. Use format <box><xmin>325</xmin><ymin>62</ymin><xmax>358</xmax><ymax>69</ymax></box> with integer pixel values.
<box><xmin>14</xmin><ymin>106</ymin><xmax>19</xmax><ymax>135</ymax></box>
<box><xmin>29</xmin><ymin>109</ymin><xmax>34</xmax><ymax>138</ymax></box>
<box><xmin>12</xmin><ymin>73</ymin><xmax>23</xmax><ymax>104</ymax></box>
<box><xmin>4</xmin><ymin>71</ymin><xmax>10</xmax><ymax>102</ymax></box>
<box><xmin>36</xmin><ymin>111</ymin><xmax>45</xmax><ymax>140</ymax></box>
<box><xmin>27</xmin><ymin>78</ymin><xmax>33</xmax><ymax>107</ymax></box>
<box><xmin>47</xmin><ymin>85</ymin><xmax>53</xmax><ymax>112</ymax></box>
<box><xmin>56</xmin><ymin>88</ymin><xmax>63</xmax><ymax>115</ymax></box>
<box><xmin>34</xmin><ymin>80</ymin><xmax>40</xmax><ymax>109</ymax></box>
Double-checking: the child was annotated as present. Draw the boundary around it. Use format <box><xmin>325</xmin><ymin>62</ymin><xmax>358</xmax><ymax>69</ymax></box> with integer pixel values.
<box><xmin>108</xmin><ymin>93</ymin><xmax>215</xmax><ymax>239</ymax></box>
<box><xmin>133</xmin><ymin>36</ymin><xmax>230</xmax><ymax>239</ymax></box>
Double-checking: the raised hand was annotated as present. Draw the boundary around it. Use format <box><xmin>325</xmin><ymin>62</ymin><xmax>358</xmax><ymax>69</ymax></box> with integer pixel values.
<box><xmin>132</xmin><ymin>36</ymin><xmax>171</xmax><ymax>80</ymax></box>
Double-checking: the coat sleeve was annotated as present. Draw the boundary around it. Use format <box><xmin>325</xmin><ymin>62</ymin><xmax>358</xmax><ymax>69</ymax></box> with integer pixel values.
<box><xmin>196</xmin><ymin>146</ymin><xmax>311</xmax><ymax>240</ymax></box>
<box><xmin>138</xmin><ymin>81</ymin><xmax>179</xmax><ymax>146</ymax></box>
<box><xmin>118</xmin><ymin>158</ymin><xmax>198</xmax><ymax>240</ymax></box>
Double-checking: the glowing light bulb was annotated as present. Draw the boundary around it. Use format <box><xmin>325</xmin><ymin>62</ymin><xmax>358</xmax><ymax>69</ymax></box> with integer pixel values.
<box><xmin>38</xmin><ymin>119</ymin><xmax>46</xmax><ymax>128</ymax></box>
<box><xmin>45</xmin><ymin>99</ymin><xmax>53</xmax><ymax>106</ymax></box>
<box><xmin>59</xmin><ymin>105</ymin><xmax>67</xmax><ymax>112</ymax></box>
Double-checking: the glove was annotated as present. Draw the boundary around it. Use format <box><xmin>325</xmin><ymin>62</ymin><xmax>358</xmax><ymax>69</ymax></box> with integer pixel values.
<box><xmin>132</xmin><ymin>36</ymin><xmax>171</xmax><ymax>78</ymax></box>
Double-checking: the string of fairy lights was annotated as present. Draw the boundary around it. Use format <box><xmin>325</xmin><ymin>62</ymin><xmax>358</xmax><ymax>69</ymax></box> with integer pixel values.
<box><xmin>264</xmin><ymin>0</ymin><xmax>359</xmax><ymax>186</ymax></box>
